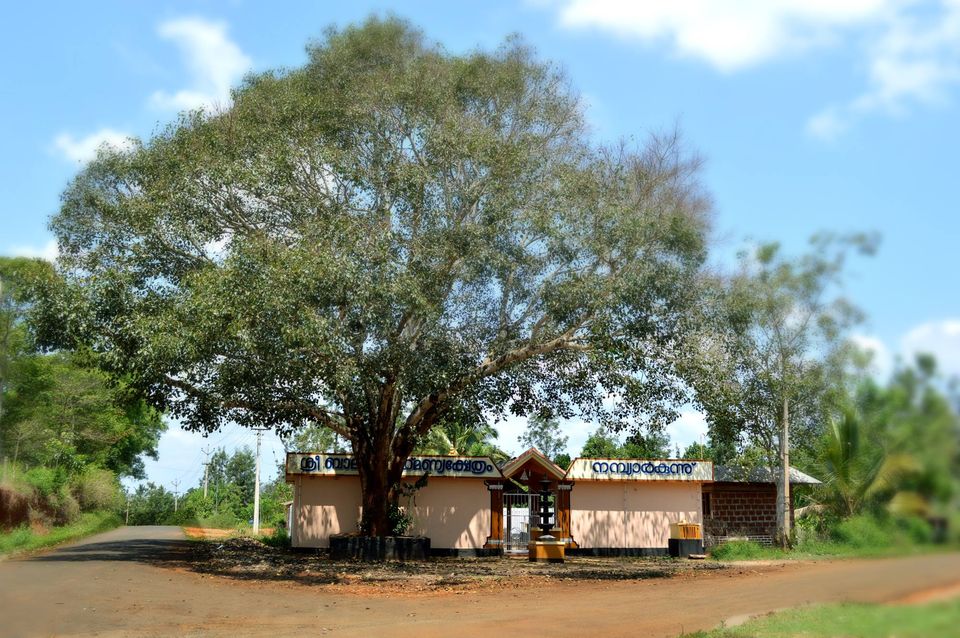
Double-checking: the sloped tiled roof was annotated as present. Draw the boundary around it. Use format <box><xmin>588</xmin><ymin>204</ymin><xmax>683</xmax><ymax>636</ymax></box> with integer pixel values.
<box><xmin>714</xmin><ymin>464</ymin><xmax>822</xmax><ymax>485</ymax></box>
<box><xmin>500</xmin><ymin>447</ymin><xmax>567</xmax><ymax>481</ymax></box>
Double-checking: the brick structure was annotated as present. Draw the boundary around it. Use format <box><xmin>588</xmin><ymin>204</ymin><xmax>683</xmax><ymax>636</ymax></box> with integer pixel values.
<box><xmin>701</xmin><ymin>465</ymin><xmax>820</xmax><ymax>546</ymax></box>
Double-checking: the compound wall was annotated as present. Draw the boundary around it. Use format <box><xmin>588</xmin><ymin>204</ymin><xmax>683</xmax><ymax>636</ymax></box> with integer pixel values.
<box><xmin>569</xmin><ymin>481</ymin><xmax>702</xmax><ymax>551</ymax></box>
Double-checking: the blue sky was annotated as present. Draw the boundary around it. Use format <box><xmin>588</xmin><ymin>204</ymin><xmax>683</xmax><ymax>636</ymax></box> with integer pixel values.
<box><xmin>2</xmin><ymin>1</ymin><xmax>958</xmax><ymax>491</ymax></box>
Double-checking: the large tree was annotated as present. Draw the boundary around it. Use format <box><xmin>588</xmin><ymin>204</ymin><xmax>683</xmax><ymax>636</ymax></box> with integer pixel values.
<box><xmin>38</xmin><ymin>18</ymin><xmax>710</xmax><ymax>535</ymax></box>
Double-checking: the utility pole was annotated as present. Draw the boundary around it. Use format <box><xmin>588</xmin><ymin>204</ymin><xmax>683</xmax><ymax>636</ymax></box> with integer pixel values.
<box><xmin>172</xmin><ymin>478</ymin><xmax>180</xmax><ymax>513</ymax></box>
<box><xmin>201</xmin><ymin>446</ymin><xmax>212</xmax><ymax>499</ymax></box>
<box><xmin>125</xmin><ymin>495</ymin><xmax>130</xmax><ymax>525</ymax></box>
<box><xmin>253</xmin><ymin>428</ymin><xmax>267</xmax><ymax>535</ymax></box>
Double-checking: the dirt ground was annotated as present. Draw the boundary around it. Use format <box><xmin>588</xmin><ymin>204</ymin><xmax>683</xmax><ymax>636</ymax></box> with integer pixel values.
<box><xmin>182</xmin><ymin>532</ymin><xmax>725</xmax><ymax>593</ymax></box>
<box><xmin>2</xmin><ymin>526</ymin><xmax>959</xmax><ymax>638</ymax></box>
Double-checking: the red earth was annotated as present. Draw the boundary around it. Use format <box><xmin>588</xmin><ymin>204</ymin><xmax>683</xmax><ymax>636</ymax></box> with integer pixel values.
<box><xmin>1</xmin><ymin>526</ymin><xmax>958</xmax><ymax>637</ymax></box>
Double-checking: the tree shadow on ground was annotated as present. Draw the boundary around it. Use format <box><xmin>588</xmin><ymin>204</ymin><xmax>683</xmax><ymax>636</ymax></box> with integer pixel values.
<box><xmin>157</xmin><ymin>538</ymin><xmax>725</xmax><ymax>589</ymax></box>
<box><xmin>27</xmin><ymin>539</ymin><xmax>196</xmax><ymax>566</ymax></box>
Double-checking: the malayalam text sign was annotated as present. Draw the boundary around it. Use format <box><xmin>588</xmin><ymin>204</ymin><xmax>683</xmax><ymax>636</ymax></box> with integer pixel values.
<box><xmin>286</xmin><ymin>453</ymin><xmax>502</xmax><ymax>479</ymax></box>
<box><xmin>565</xmin><ymin>458</ymin><xmax>713</xmax><ymax>481</ymax></box>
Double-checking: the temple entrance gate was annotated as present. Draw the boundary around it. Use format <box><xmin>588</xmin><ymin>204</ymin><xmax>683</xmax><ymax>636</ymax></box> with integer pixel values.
<box><xmin>502</xmin><ymin>492</ymin><xmax>542</xmax><ymax>554</ymax></box>
<box><xmin>483</xmin><ymin>447</ymin><xmax>575</xmax><ymax>554</ymax></box>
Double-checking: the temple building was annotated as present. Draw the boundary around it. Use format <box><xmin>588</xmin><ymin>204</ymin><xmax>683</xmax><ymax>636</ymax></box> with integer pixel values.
<box><xmin>285</xmin><ymin>448</ymin><xmax>716</xmax><ymax>556</ymax></box>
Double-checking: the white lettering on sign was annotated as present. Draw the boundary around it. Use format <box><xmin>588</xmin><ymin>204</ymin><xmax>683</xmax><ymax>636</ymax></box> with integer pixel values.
<box><xmin>565</xmin><ymin>458</ymin><xmax>713</xmax><ymax>481</ymax></box>
<box><xmin>286</xmin><ymin>453</ymin><xmax>503</xmax><ymax>479</ymax></box>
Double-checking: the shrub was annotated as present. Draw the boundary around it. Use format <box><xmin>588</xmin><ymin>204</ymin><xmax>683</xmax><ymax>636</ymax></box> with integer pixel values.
<box><xmin>831</xmin><ymin>514</ymin><xmax>894</xmax><ymax>549</ymax></box>
<box><xmin>197</xmin><ymin>511</ymin><xmax>240</xmax><ymax>529</ymax></box>
<box><xmin>22</xmin><ymin>467</ymin><xmax>67</xmax><ymax>498</ymax></box>
<box><xmin>261</xmin><ymin>526</ymin><xmax>291</xmax><ymax>549</ymax></box>
<box><xmin>46</xmin><ymin>489</ymin><xmax>81</xmax><ymax>526</ymax></box>
<box><xmin>894</xmin><ymin>515</ymin><xmax>933</xmax><ymax>544</ymax></box>
<box><xmin>72</xmin><ymin>468</ymin><xmax>120</xmax><ymax>511</ymax></box>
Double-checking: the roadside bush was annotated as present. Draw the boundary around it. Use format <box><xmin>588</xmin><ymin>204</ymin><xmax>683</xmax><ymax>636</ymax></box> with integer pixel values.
<box><xmin>72</xmin><ymin>468</ymin><xmax>120</xmax><ymax>511</ymax></box>
<box><xmin>261</xmin><ymin>526</ymin><xmax>291</xmax><ymax>549</ymax></box>
<box><xmin>830</xmin><ymin>514</ymin><xmax>894</xmax><ymax>549</ymax></box>
<box><xmin>895</xmin><ymin>515</ymin><xmax>933</xmax><ymax>545</ymax></box>
<box><xmin>46</xmin><ymin>489</ymin><xmax>81</xmax><ymax>526</ymax></box>
<box><xmin>197</xmin><ymin>511</ymin><xmax>240</xmax><ymax>529</ymax></box>
<box><xmin>22</xmin><ymin>466</ymin><xmax>67</xmax><ymax>498</ymax></box>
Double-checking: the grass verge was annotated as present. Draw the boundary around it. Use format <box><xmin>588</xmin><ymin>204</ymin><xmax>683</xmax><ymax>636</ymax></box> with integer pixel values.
<box><xmin>685</xmin><ymin>599</ymin><xmax>960</xmax><ymax>637</ymax></box>
<box><xmin>0</xmin><ymin>511</ymin><xmax>122</xmax><ymax>556</ymax></box>
<box><xmin>709</xmin><ymin>539</ymin><xmax>958</xmax><ymax>562</ymax></box>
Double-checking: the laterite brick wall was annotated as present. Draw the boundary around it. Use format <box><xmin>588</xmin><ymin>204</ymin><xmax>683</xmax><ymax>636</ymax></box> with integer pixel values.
<box><xmin>702</xmin><ymin>483</ymin><xmax>786</xmax><ymax>540</ymax></box>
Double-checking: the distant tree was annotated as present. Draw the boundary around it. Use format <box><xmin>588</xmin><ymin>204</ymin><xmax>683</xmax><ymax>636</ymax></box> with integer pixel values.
<box><xmin>580</xmin><ymin>429</ymin><xmax>620</xmax><ymax>457</ymax></box>
<box><xmin>580</xmin><ymin>426</ymin><xmax>672</xmax><ymax>459</ymax></box>
<box><xmin>621</xmin><ymin>430</ymin><xmax>671</xmax><ymax>459</ymax></box>
<box><xmin>282</xmin><ymin>423</ymin><xmax>349</xmax><ymax>454</ymax></box>
<box><xmin>226</xmin><ymin>447</ymin><xmax>256</xmax><ymax>505</ymax></box>
<box><xmin>813</xmin><ymin>355</ymin><xmax>959</xmax><ymax>521</ymax></box>
<box><xmin>126</xmin><ymin>482</ymin><xmax>175</xmax><ymax>525</ymax></box>
<box><xmin>680</xmin><ymin>442</ymin><xmax>711</xmax><ymax>460</ymax></box>
<box><xmin>38</xmin><ymin>18</ymin><xmax>710</xmax><ymax>535</ymax></box>
<box><xmin>519</xmin><ymin>416</ymin><xmax>569</xmax><ymax>464</ymax></box>
<box><xmin>203</xmin><ymin>447</ymin><xmax>255</xmax><ymax>518</ymax></box>
<box><xmin>684</xmin><ymin>234</ymin><xmax>876</xmax><ymax>547</ymax></box>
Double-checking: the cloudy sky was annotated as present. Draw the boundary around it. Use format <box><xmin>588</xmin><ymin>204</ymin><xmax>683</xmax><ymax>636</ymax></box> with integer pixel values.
<box><xmin>2</xmin><ymin>1</ymin><xmax>958</xmax><ymax>490</ymax></box>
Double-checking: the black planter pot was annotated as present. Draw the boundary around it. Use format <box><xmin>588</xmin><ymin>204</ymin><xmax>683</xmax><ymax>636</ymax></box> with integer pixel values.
<box><xmin>329</xmin><ymin>534</ymin><xmax>431</xmax><ymax>561</ymax></box>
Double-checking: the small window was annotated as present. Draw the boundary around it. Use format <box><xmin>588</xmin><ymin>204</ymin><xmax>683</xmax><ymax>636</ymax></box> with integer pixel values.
<box><xmin>702</xmin><ymin>492</ymin><xmax>712</xmax><ymax>518</ymax></box>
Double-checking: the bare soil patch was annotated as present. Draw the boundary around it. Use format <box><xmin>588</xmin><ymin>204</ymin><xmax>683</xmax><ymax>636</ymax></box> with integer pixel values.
<box><xmin>181</xmin><ymin>526</ymin><xmax>274</xmax><ymax>540</ymax></box>
<box><xmin>180</xmin><ymin>536</ymin><xmax>725</xmax><ymax>595</ymax></box>
<box><xmin>891</xmin><ymin>581</ymin><xmax>960</xmax><ymax>605</ymax></box>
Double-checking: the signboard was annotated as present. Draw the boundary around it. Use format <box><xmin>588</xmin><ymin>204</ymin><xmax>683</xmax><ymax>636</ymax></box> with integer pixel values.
<box><xmin>286</xmin><ymin>453</ymin><xmax>502</xmax><ymax>479</ymax></box>
<box><xmin>565</xmin><ymin>458</ymin><xmax>713</xmax><ymax>482</ymax></box>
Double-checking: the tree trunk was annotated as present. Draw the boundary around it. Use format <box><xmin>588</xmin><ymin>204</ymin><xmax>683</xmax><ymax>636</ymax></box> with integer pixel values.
<box><xmin>776</xmin><ymin>394</ymin><xmax>792</xmax><ymax>549</ymax></box>
<box><xmin>354</xmin><ymin>427</ymin><xmax>408</xmax><ymax>536</ymax></box>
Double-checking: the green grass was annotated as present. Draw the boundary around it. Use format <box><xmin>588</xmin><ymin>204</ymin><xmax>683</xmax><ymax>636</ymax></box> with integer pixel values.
<box><xmin>709</xmin><ymin>539</ymin><xmax>958</xmax><ymax>562</ymax></box>
<box><xmin>0</xmin><ymin>511</ymin><xmax>121</xmax><ymax>556</ymax></box>
<box><xmin>685</xmin><ymin>600</ymin><xmax>960</xmax><ymax>637</ymax></box>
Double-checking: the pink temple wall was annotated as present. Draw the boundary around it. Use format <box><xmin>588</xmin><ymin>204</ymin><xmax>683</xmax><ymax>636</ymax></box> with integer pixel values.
<box><xmin>291</xmin><ymin>475</ymin><xmax>489</xmax><ymax>549</ymax></box>
<box><xmin>570</xmin><ymin>481</ymin><xmax>703</xmax><ymax>548</ymax></box>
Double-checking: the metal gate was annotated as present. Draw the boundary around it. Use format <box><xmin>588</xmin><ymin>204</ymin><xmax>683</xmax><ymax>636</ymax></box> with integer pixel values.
<box><xmin>503</xmin><ymin>492</ymin><xmax>542</xmax><ymax>554</ymax></box>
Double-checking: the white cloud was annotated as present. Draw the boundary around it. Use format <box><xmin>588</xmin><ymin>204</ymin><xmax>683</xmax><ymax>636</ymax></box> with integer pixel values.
<box><xmin>809</xmin><ymin>1</ymin><xmax>960</xmax><ymax>139</ymax></box>
<box><xmin>900</xmin><ymin>318</ymin><xmax>960</xmax><ymax>376</ymax></box>
<box><xmin>52</xmin><ymin>128</ymin><xmax>135</xmax><ymax>163</ymax></box>
<box><xmin>554</xmin><ymin>0</ymin><xmax>897</xmax><ymax>72</ymax></box>
<box><xmin>805</xmin><ymin>107</ymin><xmax>849</xmax><ymax>140</ymax></box>
<box><xmin>6</xmin><ymin>239</ymin><xmax>58</xmax><ymax>262</ymax></box>
<box><xmin>549</xmin><ymin>1</ymin><xmax>960</xmax><ymax>137</ymax></box>
<box><xmin>150</xmin><ymin>17</ymin><xmax>252</xmax><ymax>112</ymax></box>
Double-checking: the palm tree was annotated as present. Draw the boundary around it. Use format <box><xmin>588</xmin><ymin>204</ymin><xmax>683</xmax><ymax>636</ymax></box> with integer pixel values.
<box><xmin>417</xmin><ymin>421</ymin><xmax>510</xmax><ymax>463</ymax></box>
<box><xmin>816</xmin><ymin>408</ymin><xmax>918</xmax><ymax>517</ymax></box>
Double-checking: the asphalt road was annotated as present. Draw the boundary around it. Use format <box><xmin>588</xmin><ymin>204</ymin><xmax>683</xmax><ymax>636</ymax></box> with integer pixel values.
<box><xmin>1</xmin><ymin>526</ymin><xmax>959</xmax><ymax>637</ymax></box>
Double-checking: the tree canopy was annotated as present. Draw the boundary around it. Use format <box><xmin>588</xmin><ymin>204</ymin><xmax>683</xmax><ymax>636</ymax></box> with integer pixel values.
<box><xmin>39</xmin><ymin>18</ymin><xmax>711</xmax><ymax>534</ymax></box>
<box><xmin>683</xmin><ymin>234</ymin><xmax>876</xmax><ymax>546</ymax></box>
<box><xmin>2</xmin><ymin>258</ymin><xmax>164</xmax><ymax>479</ymax></box>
